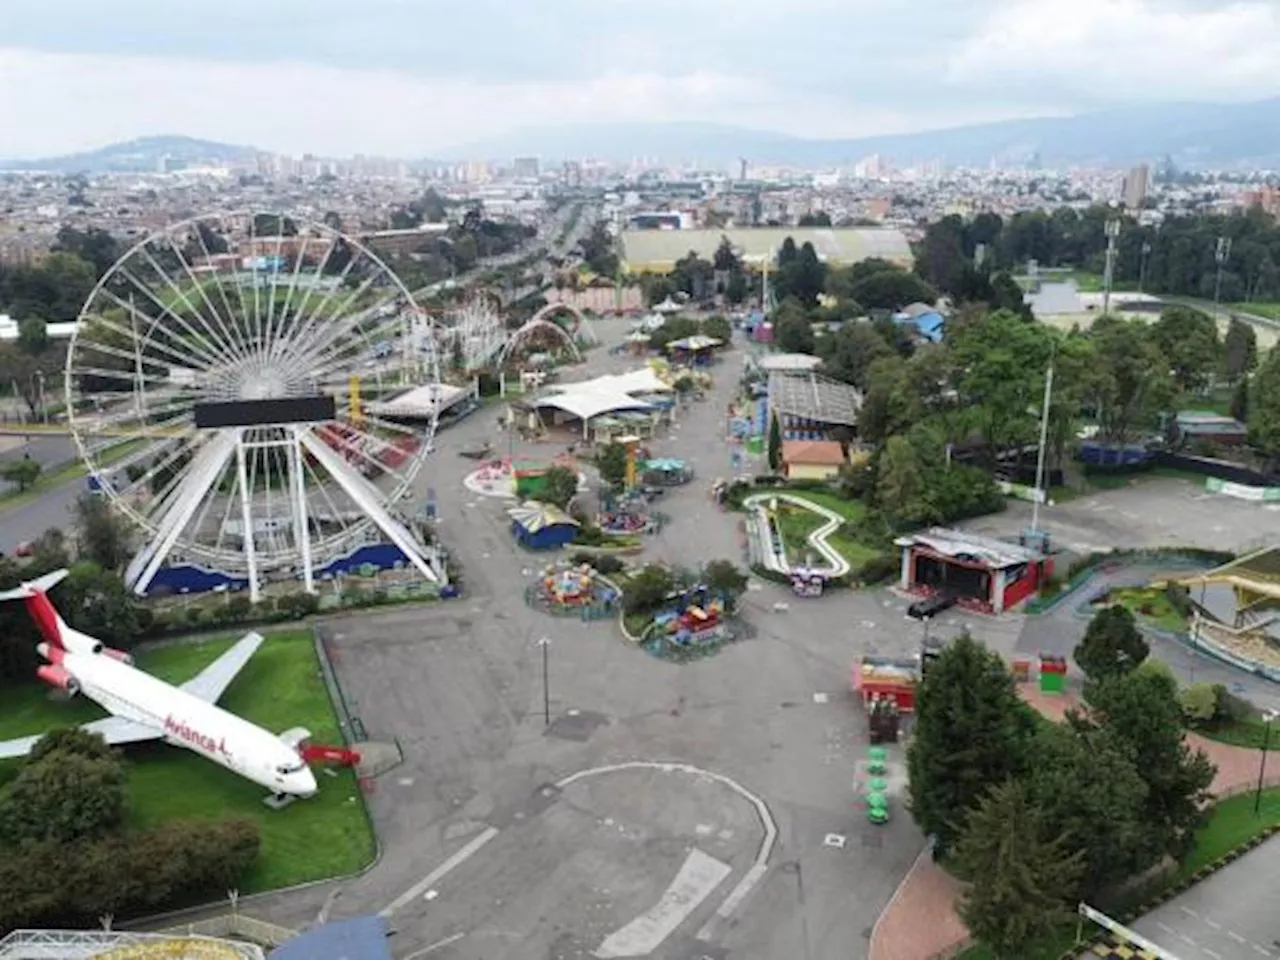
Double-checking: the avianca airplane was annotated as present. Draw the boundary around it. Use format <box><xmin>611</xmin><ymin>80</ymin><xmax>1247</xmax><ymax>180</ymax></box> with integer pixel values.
<box><xmin>0</xmin><ymin>570</ymin><xmax>318</xmax><ymax>801</ymax></box>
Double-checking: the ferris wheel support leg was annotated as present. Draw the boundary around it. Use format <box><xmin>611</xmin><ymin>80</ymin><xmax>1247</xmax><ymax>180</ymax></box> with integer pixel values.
<box><xmin>236</xmin><ymin>431</ymin><xmax>261</xmax><ymax>604</ymax></box>
<box><xmin>127</xmin><ymin>431</ymin><xmax>238</xmax><ymax>596</ymax></box>
<box><xmin>289</xmin><ymin>428</ymin><xmax>315</xmax><ymax>594</ymax></box>
<box><xmin>297</xmin><ymin>430</ymin><xmax>443</xmax><ymax>584</ymax></box>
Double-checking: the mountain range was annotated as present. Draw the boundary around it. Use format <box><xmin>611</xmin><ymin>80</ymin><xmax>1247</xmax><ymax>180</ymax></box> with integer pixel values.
<box><xmin>442</xmin><ymin>99</ymin><xmax>1280</xmax><ymax>169</ymax></box>
<box><xmin>6</xmin><ymin>98</ymin><xmax>1280</xmax><ymax>172</ymax></box>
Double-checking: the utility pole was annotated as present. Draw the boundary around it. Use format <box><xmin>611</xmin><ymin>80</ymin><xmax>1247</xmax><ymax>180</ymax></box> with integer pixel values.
<box><xmin>1101</xmin><ymin>219</ymin><xmax>1121</xmax><ymax>316</ymax></box>
<box><xmin>1031</xmin><ymin>344</ymin><xmax>1056</xmax><ymax>539</ymax></box>
<box><xmin>538</xmin><ymin>636</ymin><xmax>551</xmax><ymax>726</ymax></box>
<box><xmin>1138</xmin><ymin>240</ymin><xmax>1152</xmax><ymax>294</ymax></box>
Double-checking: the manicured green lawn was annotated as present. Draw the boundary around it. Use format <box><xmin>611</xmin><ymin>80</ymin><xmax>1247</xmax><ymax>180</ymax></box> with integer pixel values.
<box><xmin>774</xmin><ymin>505</ymin><xmax>826</xmax><ymax>557</ymax></box>
<box><xmin>1196</xmin><ymin>713</ymin><xmax>1280</xmax><ymax>751</ymax></box>
<box><xmin>0</xmin><ymin>629</ymin><xmax>375</xmax><ymax>893</ymax></box>
<box><xmin>769</xmin><ymin>491</ymin><xmax>882</xmax><ymax>573</ymax></box>
<box><xmin>1100</xmin><ymin>586</ymin><xmax>1188</xmax><ymax>633</ymax></box>
<box><xmin>957</xmin><ymin>788</ymin><xmax>1280</xmax><ymax>959</ymax></box>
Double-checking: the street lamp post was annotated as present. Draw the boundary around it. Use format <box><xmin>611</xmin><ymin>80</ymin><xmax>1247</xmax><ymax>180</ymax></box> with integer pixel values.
<box><xmin>1138</xmin><ymin>241</ymin><xmax>1152</xmax><ymax>293</ymax></box>
<box><xmin>1255</xmin><ymin>710</ymin><xmax>1277</xmax><ymax>815</ymax></box>
<box><xmin>538</xmin><ymin>636</ymin><xmax>551</xmax><ymax>726</ymax></box>
<box><xmin>1101</xmin><ymin>219</ymin><xmax>1121</xmax><ymax>316</ymax></box>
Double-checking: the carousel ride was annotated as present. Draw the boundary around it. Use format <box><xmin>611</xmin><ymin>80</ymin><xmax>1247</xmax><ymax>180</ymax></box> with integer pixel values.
<box><xmin>526</xmin><ymin>561</ymin><xmax>621</xmax><ymax>619</ymax></box>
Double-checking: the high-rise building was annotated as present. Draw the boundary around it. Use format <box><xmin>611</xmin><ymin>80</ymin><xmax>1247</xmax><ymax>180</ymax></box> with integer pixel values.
<box><xmin>513</xmin><ymin>157</ymin><xmax>540</xmax><ymax>178</ymax></box>
<box><xmin>1122</xmin><ymin>163</ymin><xmax>1150</xmax><ymax>209</ymax></box>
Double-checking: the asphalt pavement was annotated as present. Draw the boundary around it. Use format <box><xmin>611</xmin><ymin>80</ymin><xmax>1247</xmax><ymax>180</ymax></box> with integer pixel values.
<box><xmin>1126</xmin><ymin>837</ymin><xmax>1280</xmax><ymax>959</ymax></box>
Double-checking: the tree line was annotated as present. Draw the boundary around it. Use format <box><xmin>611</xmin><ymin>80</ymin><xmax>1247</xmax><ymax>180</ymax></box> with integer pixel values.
<box><xmin>916</xmin><ymin>205</ymin><xmax>1280</xmax><ymax>303</ymax></box>
<box><xmin>0</xmin><ymin>729</ymin><xmax>260</xmax><ymax>933</ymax></box>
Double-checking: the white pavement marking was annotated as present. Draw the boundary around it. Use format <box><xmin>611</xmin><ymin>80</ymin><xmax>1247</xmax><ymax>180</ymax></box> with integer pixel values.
<box><xmin>404</xmin><ymin>932</ymin><xmax>467</xmax><ymax>958</ymax></box>
<box><xmin>1203</xmin><ymin>950</ymin><xmax>1222</xmax><ymax>960</ymax></box>
<box><xmin>1230</xmin><ymin>931</ymin><xmax>1249</xmax><ymax>944</ymax></box>
<box><xmin>1254</xmin><ymin>945</ymin><xmax>1273</xmax><ymax>957</ymax></box>
<box><xmin>551</xmin><ymin>760</ymin><xmax>778</xmax><ymax>944</ymax></box>
<box><xmin>1204</xmin><ymin>919</ymin><xmax>1222</xmax><ymax>930</ymax></box>
<box><xmin>1156</xmin><ymin>921</ymin><xmax>1175</xmax><ymax>934</ymax></box>
<box><xmin>593</xmin><ymin>849</ymin><xmax>731</xmax><ymax>958</ymax></box>
<box><xmin>1179</xmin><ymin>906</ymin><xmax>1199</xmax><ymax>918</ymax></box>
<box><xmin>378</xmin><ymin>826</ymin><xmax>499</xmax><ymax>918</ymax></box>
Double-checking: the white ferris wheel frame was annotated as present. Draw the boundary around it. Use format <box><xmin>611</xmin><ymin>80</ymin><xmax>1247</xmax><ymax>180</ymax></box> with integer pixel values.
<box><xmin>65</xmin><ymin>212</ymin><xmax>446</xmax><ymax>601</ymax></box>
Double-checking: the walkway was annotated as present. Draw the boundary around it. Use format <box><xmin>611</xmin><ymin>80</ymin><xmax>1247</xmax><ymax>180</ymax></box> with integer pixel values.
<box><xmin>870</xmin><ymin>685</ymin><xmax>1280</xmax><ymax>960</ymax></box>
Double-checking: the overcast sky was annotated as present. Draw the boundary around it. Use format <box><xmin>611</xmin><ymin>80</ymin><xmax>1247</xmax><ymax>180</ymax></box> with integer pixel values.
<box><xmin>2</xmin><ymin>0</ymin><xmax>1280</xmax><ymax>158</ymax></box>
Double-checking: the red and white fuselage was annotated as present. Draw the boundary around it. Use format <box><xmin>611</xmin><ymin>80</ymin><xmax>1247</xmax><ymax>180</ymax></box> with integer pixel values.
<box><xmin>15</xmin><ymin>577</ymin><xmax>316</xmax><ymax>798</ymax></box>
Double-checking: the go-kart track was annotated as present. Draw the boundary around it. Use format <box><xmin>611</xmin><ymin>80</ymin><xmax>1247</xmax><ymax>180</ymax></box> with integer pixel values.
<box><xmin>744</xmin><ymin>492</ymin><xmax>851</xmax><ymax>578</ymax></box>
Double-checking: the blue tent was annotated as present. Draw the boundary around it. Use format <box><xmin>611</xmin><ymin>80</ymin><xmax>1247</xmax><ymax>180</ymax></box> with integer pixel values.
<box><xmin>270</xmin><ymin>916</ymin><xmax>391</xmax><ymax>960</ymax></box>
<box><xmin>508</xmin><ymin>501</ymin><xmax>579</xmax><ymax>550</ymax></box>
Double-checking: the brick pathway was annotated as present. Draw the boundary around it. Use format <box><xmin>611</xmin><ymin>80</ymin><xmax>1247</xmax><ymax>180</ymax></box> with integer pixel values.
<box><xmin>869</xmin><ymin>684</ymin><xmax>1280</xmax><ymax>960</ymax></box>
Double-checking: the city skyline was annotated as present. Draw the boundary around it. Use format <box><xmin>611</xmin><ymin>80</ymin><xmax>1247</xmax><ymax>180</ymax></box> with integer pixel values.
<box><xmin>3</xmin><ymin>0</ymin><xmax>1280</xmax><ymax>159</ymax></box>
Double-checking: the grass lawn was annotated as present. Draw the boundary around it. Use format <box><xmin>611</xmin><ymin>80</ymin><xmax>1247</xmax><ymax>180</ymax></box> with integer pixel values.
<box><xmin>0</xmin><ymin>629</ymin><xmax>375</xmax><ymax>893</ymax></box>
<box><xmin>774</xmin><ymin>504</ymin><xmax>826</xmax><ymax>558</ymax></box>
<box><xmin>768</xmin><ymin>491</ymin><xmax>883</xmax><ymax>573</ymax></box>
<box><xmin>1099</xmin><ymin>586</ymin><xmax>1188</xmax><ymax>633</ymax></box>
<box><xmin>1195</xmin><ymin>713</ymin><xmax>1280</xmax><ymax>751</ymax></box>
<box><xmin>958</xmin><ymin>787</ymin><xmax>1280</xmax><ymax>960</ymax></box>
<box><xmin>0</xmin><ymin>438</ymin><xmax>146</xmax><ymax>512</ymax></box>
<box><xmin>1231</xmin><ymin>302</ymin><xmax>1280</xmax><ymax>322</ymax></box>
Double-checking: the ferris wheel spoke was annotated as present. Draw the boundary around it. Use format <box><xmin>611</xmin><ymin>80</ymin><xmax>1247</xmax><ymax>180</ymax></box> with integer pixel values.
<box><xmin>67</xmin><ymin>332</ymin><xmax>188</xmax><ymax>383</ymax></box>
<box><xmin>91</xmin><ymin>285</ymin><xmax>229</xmax><ymax>375</ymax></box>
<box><xmin>136</xmin><ymin>243</ymin><xmax>251</xmax><ymax>370</ymax></box>
<box><xmin>267</xmin><ymin>244</ymin><xmax>365</xmax><ymax>368</ymax></box>
<box><xmin>303</xmin><ymin>308</ymin><xmax>421</xmax><ymax>379</ymax></box>
<box><xmin>321</xmin><ymin>423</ymin><xmax>415</xmax><ymax>490</ymax></box>
<box><xmin>277</xmin><ymin>267</ymin><xmax>392</xmax><ymax>369</ymax></box>
<box><xmin>78</xmin><ymin>304</ymin><xmax>219</xmax><ymax>377</ymax></box>
<box><xmin>260</xmin><ymin>231</ymin><xmax>305</xmax><ymax>374</ymax></box>
<box><xmin>186</xmin><ymin>218</ymin><xmax>261</xmax><ymax>366</ymax></box>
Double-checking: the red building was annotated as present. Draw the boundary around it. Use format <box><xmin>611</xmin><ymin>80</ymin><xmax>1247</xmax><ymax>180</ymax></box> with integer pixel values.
<box><xmin>894</xmin><ymin>528</ymin><xmax>1052</xmax><ymax>614</ymax></box>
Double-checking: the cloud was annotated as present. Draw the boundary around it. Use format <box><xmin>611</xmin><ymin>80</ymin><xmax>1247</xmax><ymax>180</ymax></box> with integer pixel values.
<box><xmin>0</xmin><ymin>48</ymin><xmax>773</xmax><ymax>157</ymax></box>
<box><xmin>947</xmin><ymin>0</ymin><xmax>1280</xmax><ymax>102</ymax></box>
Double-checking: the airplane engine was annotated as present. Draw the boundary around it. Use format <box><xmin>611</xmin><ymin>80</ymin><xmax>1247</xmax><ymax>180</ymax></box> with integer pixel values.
<box><xmin>35</xmin><ymin>642</ymin><xmax>64</xmax><ymax>665</ymax></box>
<box><xmin>36</xmin><ymin>664</ymin><xmax>80</xmax><ymax>697</ymax></box>
<box><xmin>102</xmin><ymin>647</ymin><xmax>134</xmax><ymax>666</ymax></box>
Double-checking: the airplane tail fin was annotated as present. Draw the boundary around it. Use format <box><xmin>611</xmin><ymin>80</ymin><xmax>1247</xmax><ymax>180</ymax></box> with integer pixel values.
<box><xmin>0</xmin><ymin>569</ymin><xmax>69</xmax><ymax>601</ymax></box>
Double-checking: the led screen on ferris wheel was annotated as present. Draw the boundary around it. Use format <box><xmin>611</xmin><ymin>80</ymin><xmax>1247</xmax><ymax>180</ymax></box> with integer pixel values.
<box><xmin>193</xmin><ymin>395</ymin><xmax>337</xmax><ymax>429</ymax></box>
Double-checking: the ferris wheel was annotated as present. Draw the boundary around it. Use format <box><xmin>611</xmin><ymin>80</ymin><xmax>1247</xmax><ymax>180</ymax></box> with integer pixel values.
<box><xmin>65</xmin><ymin>212</ymin><xmax>444</xmax><ymax>600</ymax></box>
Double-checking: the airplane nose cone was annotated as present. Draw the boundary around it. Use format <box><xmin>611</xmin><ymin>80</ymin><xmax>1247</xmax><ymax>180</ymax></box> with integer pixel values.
<box><xmin>295</xmin><ymin>769</ymin><xmax>319</xmax><ymax>797</ymax></box>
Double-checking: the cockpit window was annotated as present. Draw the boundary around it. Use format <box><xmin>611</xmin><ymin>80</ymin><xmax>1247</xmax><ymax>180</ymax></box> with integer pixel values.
<box><xmin>277</xmin><ymin>762</ymin><xmax>305</xmax><ymax>775</ymax></box>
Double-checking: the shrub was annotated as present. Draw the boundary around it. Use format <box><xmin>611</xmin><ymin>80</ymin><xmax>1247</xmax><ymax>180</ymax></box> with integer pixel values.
<box><xmin>1180</xmin><ymin>683</ymin><xmax>1218</xmax><ymax>724</ymax></box>
<box><xmin>858</xmin><ymin>552</ymin><xmax>899</xmax><ymax>585</ymax></box>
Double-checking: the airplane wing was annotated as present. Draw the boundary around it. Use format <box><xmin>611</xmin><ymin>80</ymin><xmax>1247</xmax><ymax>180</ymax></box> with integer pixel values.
<box><xmin>180</xmin><ymin>632</ymin><xmax>265</xmax><ymax>704</ymax></box>
<box><xmin>0</xmin><ymin>715</ymin><xmax>161</xmax><ymax>760</ymax></box>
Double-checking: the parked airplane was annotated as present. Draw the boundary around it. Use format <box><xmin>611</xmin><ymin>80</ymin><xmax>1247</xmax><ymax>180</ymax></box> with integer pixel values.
<box><xmin>0</xmin><ymin>570</ymin><xmax>318</xmax><ymax>802</ymax></box>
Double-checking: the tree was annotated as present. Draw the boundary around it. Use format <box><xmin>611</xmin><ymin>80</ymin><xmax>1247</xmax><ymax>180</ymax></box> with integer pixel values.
<box><xmin>28</xmin><ymin>728</ymin><xmax>119</xmax><ymax>764</ymax></box>
<box><xmin>0</xmin><ymin>739</ymin><xmax>127</xmax><ymax>846</ymax></box>
<box><xmin>1089</xmin><ymin>316</ymin><xmax>1174</xmax><ymax>444</ymax></box>
<box><xmin>701</xmin><ymin>559</ymin><xmax>748</xmax><ymax>612</ymax></box>
<box><xmin>849</xmin><ymin>268</ymin><xmax>937</xmax><ymax>311</ymax></box>
<box><xmin>1224</xmin><ymin>317</ymin><xmax>1258</xmax><ymax>381</ymax></box>
<box><xmin>1249</xmin><ymin>345</ymin><xmax>1280</xmax><ymax>470</ymax></box>
<box><xmin>875</xmin><ymin>436</ymin><xmax>926</xmax><ymax>524</ymax></box>
<box><xmin>56</xmin><ymin>562</ymin><xmax>146</xmax><ymax>649</ymax></box>
<box><xmin>1150</xmin><ymin>306</ymin><xmax>1221</xmax><ymax>394</ymax></box>
<box><xmin>73</xmin><ymin>493</ymin><xmax>132</xmax><ymax>572</ymax></box>
<box><xmin>774</xmin><ymin>308</ymin><xmax>814</xmax><ymax>355</ymax></box>
<box><xmin>798</xmin><ymin>211</ymin><xmax>832</xmax><ymax>227</ymax></box>
<box><xmin>0</xmin><ymin>456</ymin><xmax>40</xmax><ymax>492</ymax></box>
<box><xmin>1180</xmin><ymin>682</ymin><xmax>1219</xmax><ymax>724</ymax></box>
<box><xmin>767</xmin><ymin>414</ymin><xmax>783</xmax><ymax>472</ymax></box>
<box><xmin>1075</xmin><ymin>669</ymin><xmax>1217</xmax><ymax>860</ymax></box>
<box><xmin>596</xmin><ymin>442</ymin><xmax>628</xmax><ymax>488</ymax></box>
<box><xmin>907</xmin><ymin>632</ymin><xmax>1034</xmax><ymax>857</ymax></box>
<box><xmin>18</xmin><ymin>317</ymin><xmax>48</xmax><ymax>355</ymax></box>
<box><xmin>700</xmin><ymin>314</ymin><xmax>732</xmax><ymax>343</ymax></box>
<box><xmin>1074</xmin><ymin>605</ymin><xmax>1149</xmax><ymax>680</ymax></box>
<box><xmin>1022</xmin><ymin>724</ymin><xmax>1154</xmax><ymax>899</ymax></box>
<box><xmin>952</xmin><ymin>779</ymin><xmax>1084</xmax><ymax>958</ymax></box>
<box><xmin>1230</xmin><ymin>377</ymin><xmax>1249</xmax><ymax>423</ymax></box>
<box><xmin>816</xmin><ymin>321</ymin><xmax>893</xmax><ymax>389</ymax></box>
<box><xmin>776</xmin><ymin>242</ymin><xmax>826</xmax><ymax>306</ymax></box>
<box><xmin>622</xmin><ymin>564</ymin><xmax>676</xmax><ymax>615</ymax></box>
<box><xmin>539</xmin><ymin>466</ymin><xmax>579</xmax><ymax>509</ymax></box>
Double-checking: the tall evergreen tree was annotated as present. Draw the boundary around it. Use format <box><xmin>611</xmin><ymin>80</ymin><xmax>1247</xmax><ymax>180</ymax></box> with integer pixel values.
<box><xmin>1073</xmin><ymin>604</ymin><xmax>1149</xmax><ymax>680</ymax></box>
<box><xmin>953</xmin><ymin>779</ymin><xmax>1084</xmax><ymax>958</ymax></box>
<box><xmin>907</xmin><ymin>632</ymin><xmax>1035</xmax><ymax>857</ymax></box>
<box><xmin>767</xmin><ymin>414</ymin><xmax>783</xmax><ymax>472</ymax></box>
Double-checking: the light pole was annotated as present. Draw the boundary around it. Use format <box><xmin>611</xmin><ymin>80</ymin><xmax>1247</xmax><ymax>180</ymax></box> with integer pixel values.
<box><xmin>538</xmin><ymin>636</ymin><xmax>551</xmax><ymax>726</ymax></box>
<box><xmin>1030</xmin><ymin>342</ymin><xmax>1057</xmax><ymax>539</ymax></box>
<box><xmin>1255</xmin><ymin>710</ymin><xmax>1277</xmax><ymax>815</ymax></box>
<box><xmin>1138</xmin><ymin>240</ymin><xmax>1152</xmax><ymax>293</ymax></box>
<box><xmin>1101</xmin><ymin>219</ymin><xmax>1121</xmax><ymax>316</ymax></box>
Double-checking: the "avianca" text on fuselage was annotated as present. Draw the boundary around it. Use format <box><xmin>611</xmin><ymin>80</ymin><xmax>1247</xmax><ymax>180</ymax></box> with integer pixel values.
<box><xmin>164</xmin><ymin>714</ymin><xmax>232</xmax><ymax>758</ymax></box>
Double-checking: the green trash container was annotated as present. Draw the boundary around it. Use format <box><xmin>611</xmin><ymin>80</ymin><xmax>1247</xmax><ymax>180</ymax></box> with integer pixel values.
<box><xmin>866</xmin><ymin>791</ymin><xmax>888</xmax><ymax>809</ymax></box>
<box><xmin>866</xmin><ymin>759</ymin><xmax>887</xmax><ymax>775</ymax></box>
<box><xmin>868</xmin><ymin>777</ymin><xmax>889</xmax><ymax>793</ymax></box>
<box><xmin>868</xmin><ymin>805</ymin><xmax>890</xmax><ymax>824</ymax></box>
<box><xmin>867</xmin><ymin>747</ymin><xmax>888</xmax><ymax>763</ymax></box>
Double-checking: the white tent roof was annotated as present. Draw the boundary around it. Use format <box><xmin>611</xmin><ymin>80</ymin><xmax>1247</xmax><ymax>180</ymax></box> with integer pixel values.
<box><xmin>527</xmin><ymin>367</ymin><xmax>669</xmax><ymax>422</ymax></box>
<box><xmin>367</xmin><ymin>382</ymin><xmax>468</xmax><ymax>417</ymax></box>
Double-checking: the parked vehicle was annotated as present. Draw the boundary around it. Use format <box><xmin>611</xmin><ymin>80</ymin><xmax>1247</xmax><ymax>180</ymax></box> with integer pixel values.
<box><xmin>907</xmin><ymin>592</ymin><xmax>956</xmax><ymax>620</ymax></box>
